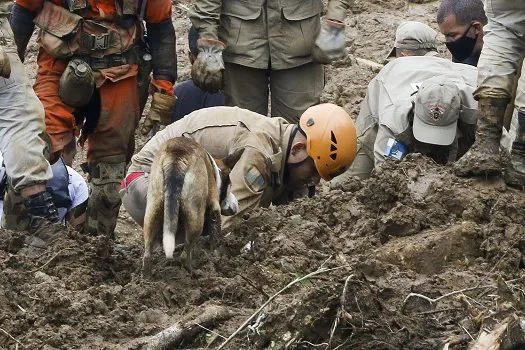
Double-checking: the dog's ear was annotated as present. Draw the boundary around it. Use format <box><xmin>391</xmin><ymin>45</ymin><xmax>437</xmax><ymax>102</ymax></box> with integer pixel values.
<box><xmin>223</xmin><ymin>148</ymin><xmax>245</xmax><ymax>170</ymax></box>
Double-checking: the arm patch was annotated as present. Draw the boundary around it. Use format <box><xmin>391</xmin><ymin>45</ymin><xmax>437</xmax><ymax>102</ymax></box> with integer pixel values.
<box><xmin>244</xmin><ymin>166</ymin><xmax>266</xmax><ymax>193</ymax></box>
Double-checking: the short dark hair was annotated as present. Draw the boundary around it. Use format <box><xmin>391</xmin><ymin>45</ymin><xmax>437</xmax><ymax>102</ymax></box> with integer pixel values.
<box><xmin>437</xmin><ymin>0</ymin><xmax>487</xmax><ymax>26</ymax></box>
<box><xmin>188</xmin><ymin>24</ymin><xmax>199</xmax><ymax>54</ymax></box>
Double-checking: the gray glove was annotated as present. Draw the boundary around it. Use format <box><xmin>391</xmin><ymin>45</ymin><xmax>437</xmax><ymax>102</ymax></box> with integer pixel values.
<box><xmin>191</xmin><ymin>38</ymin><xmax>225</xmax><ymax>93</ymax></box>
<box><xmin>312</xmin><ymin>19</ymin><xmax>346</xmax><ymax>64</ymax></box>
<box><xmin>0</xmin><ymin>46</ymin><xmax>11</xmax><ymax>79</ymax></box>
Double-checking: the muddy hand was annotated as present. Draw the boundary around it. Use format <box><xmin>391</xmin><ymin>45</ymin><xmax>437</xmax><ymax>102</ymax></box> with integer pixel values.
<box><xmin>191</xmin><ymin>38</ymin><xmax>225</xmax><ymax>93</ymax></box>
<box><xmin>312</xmin><ymin>19</ymin><xmax>346</xmax><ymax>64</ymax></box>
<box><xmin>0</xmin><ymin>46</ymin><xmax>11</xmax><ymax>79</ymax></box>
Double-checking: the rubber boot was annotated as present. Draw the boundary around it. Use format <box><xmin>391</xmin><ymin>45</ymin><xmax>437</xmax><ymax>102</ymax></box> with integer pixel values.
<box><xmin>504</xmin><ymin>111</ymin><xmax>525</xmax><ymax>188</ymax></box>
<box><xmin>454</xmin><ymin>98</ymin><xmax>508</xmax><ymax>177</ymax></box>
<box><xmin>84</xmin><ymin>158</ymin><xmax>126</xmax><ymax>239</ymax></box>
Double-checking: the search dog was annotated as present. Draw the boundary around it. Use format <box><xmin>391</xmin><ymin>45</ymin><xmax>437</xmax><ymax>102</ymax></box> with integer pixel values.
<box><xmin>142</xmin><ymin>137</ymin><xmax>241</xmax><ymax>277</ymax></box>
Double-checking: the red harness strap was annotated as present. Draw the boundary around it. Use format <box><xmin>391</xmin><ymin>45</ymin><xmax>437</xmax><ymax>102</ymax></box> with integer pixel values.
<box><xmin>120</xmin><ymin>171</ymin><xmax>145</xmax><ymax>189</ymax></box>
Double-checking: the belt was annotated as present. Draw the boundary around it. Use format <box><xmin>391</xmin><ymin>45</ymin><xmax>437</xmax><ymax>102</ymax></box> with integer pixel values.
<box><xmin>120</xmin><ymin>171</ymin><xmax>145</xmax><ymax>189</ymax></box>
<box><xmin>79</xmin><ymin>49</ymin><xmax>140</xmax><ymax>70</ymax></box>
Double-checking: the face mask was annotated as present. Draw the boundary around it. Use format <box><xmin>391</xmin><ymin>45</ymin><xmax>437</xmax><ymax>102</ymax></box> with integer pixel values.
<box><xmin>445</xmin><ymin>23</ymin><xmax>478</xmax><ymax>62</ymax></box>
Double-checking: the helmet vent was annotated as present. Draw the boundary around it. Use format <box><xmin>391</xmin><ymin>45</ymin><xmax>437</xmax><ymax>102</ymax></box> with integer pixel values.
<box><xmin>330</xmin><ymin>131</ymin><xmax>338</xmax><ymax>160</ymax></box>
<box><xmin>331</xmin><ymin>131</ymin><xmax>337</xmax><ymax>144</ymax></box>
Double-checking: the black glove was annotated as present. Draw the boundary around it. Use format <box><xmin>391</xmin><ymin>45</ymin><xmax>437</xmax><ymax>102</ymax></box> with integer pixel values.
<box><xmin>191</xmin><ymin>38</ymin><xmax>225</xmax><ymax>93</ymax></box>
<box><xmin>312</xmin><ymin>19</ymin><xmax>346</xmax><ymax>64</ymax></box>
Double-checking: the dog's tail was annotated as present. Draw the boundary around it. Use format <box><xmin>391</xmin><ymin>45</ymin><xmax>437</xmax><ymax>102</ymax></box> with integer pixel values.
<box><xmin>162</xmin><ymin>162</ymin><xmax>185</xmax><ymax>259</ymax></box>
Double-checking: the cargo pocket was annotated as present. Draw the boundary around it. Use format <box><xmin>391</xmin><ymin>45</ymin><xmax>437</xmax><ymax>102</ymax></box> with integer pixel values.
<box><xmin>281</xmin><ymin>0</ymin><xmax>323</xmax><ymax>59</ymax></box>
<box><xmin>34</xmin><ymin>2</ymin><xmax>82</xmax><ymax>58</ymax></box>
<box><xmin>219</xmin><ymin>0</ymin><xmax>263</xmax><ymax>57</ymax></box>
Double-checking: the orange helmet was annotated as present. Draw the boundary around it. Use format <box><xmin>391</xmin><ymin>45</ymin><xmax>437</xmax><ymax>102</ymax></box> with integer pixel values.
<box><xmin>299</xmin><ymin>103</ymin><xmax>357</xmax><ymax>181</ymax></box>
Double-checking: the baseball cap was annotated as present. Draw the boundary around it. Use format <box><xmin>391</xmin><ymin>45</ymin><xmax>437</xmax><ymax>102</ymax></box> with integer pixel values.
<box><xmin>412</xmin><ymin>79</ymin><xmax>461</xmax><ymax>146</ymax></box>
<box><xmin>387</xmin><ymin>21</ymin><xmax>438</xmax><ymax>58</ymax></box>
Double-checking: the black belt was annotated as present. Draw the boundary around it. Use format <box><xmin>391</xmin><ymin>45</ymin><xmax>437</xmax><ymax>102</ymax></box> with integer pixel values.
<box><xmin>79</xmin><ymin>49</ymin><xmax>139</xmax><ymax>70</ymax></box>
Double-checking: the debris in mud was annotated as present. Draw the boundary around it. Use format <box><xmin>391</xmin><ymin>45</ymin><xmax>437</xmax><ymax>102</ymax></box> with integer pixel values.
<box><xmin>1</xmin><ymin>154</ymin><xmax>524</xmax><ymax>349</ymax></box>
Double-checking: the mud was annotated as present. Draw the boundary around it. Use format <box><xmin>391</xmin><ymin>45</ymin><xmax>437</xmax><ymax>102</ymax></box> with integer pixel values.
<box><xmin>1</xmin><ymin>0</ymin><xmax>524</xmax><ymax>349</ymax></box>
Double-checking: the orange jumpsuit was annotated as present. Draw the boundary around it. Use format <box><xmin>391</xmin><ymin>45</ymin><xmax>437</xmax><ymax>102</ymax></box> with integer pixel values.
<box><xmin>16</xmin><ymin>0</ymin><xmax>173</xmax><ymax>163</ymax></box>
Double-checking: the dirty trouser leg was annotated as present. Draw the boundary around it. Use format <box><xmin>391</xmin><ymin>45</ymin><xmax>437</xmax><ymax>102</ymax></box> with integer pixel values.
<box><xmin>33</xmin><ymin>50</ymin><xmax>76</xmax><ymax>156</ymax></box>
<box><xmin>270</xmin><ymin>62</ymin><xmax>324</xmax><ymax>123</ymax></box>
<box><xmin>120</xmin><ymin>173</ymin><xmax>149</xmax><ymax>228</ymax></box>
<box><xmin>0</xmin><ymin>18</ymin><xmax>56</xmax><ymax>233</ymax></box>
<box><xmin>0</xmin><ymin>21</ymin><xmax>52</xmax><ymax>192</ymax></box>
<box><xmin>475</xmin><ymin>0</ymin><xmax>525</xmax><ymax>102</ymax></box>
<box><xmin>85</xmin><ymin>73</ymin><xmax>140</xmax><ymax>237</ymax></box>
<box><xmin>223</xmin><ymin>62</ymin><xmax>269</xmax><ymax>116</ymax></box>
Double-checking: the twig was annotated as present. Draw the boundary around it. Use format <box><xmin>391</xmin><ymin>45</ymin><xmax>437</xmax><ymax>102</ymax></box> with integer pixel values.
<box><xmin>217</xmin><ymin>264</ymin><xmax>349</xmax><ymax>350</ymax></box>
<box><xmin>328</xmin><ymin>275</ymin><xmax>354</xmax><ymax>349</ymax></box>
<box><xmin>0</xmin><ymin>328</ymin><xmax>24</xmax><ymax>348</ymax></box>
<box><xmin>195</xmin><ymin>323</ymin><xmax>226</xmax><ymax>340</ymax></box>
<box><xmin>237</xmin><ymin>274</ymin><xmax>269</xmax><ymax>299</ymax></box>
<box><xmin>16</xmin><ymin>304</ymin><xmax>26</xmax><ymax>313</ymax></box>
<box><xmin>402</xmin><ymin>285</ymin><xmax>495</xmax><ymax>313</ymax></box>
<box><xmin>414</xmin><ymin>307</ymin><xmax>463</xmax><ymax>316</ymax></box>
<box><xmin>459</xmin><ymin>323</ymin><xmax>474</xmax><ymax>341</ymax></box>
<box><xmin>299</xmin><ymin>341</ymin><xmax>329</xmax><ymax>347</ymax></box>
<box><xmin>26</xmin><ymin>248</ymin><xmax>72</xmax><ymax>274</ymax></box>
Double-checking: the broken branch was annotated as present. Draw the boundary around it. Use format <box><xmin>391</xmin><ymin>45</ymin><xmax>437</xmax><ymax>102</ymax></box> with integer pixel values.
<box><xmin>217</xmin><ymin>264</ymin><xmax>350</xmax><ymax>350</ymax></box>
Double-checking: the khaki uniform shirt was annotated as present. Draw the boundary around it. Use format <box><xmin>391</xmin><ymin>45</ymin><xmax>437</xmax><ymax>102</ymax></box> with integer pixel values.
<box><xmin>352</xmin><ymin>55</ymin><xmax>479</xmax><ymax>174</ymax></box>
<box><xmin>189</xmin><ymin>0</ymin><xmax>353</xmax><ymax>70</ymax></box>
<box><xmin>129</xmin><ymin>106</ymin><xmax>294</xmax><ymax>226</ymax></box>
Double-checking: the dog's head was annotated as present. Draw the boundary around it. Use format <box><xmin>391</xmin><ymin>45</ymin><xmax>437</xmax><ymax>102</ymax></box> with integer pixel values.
<box><xmin>214</xmin><ymin>149</ymin><xmax>244</xmax><ymax>216</ymax></box>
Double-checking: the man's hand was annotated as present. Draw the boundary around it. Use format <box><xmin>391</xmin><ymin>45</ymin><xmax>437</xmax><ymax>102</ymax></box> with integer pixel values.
<box><xmin>140</xmin><ymin>92</ymin><xmax>177</xmax><ymax>135</ymax></box>
<box><xmin>191</xmin><ymin>38</ymin><xmax>225</xmax><ymax>93</ymax></box>
<box><xmin>312</xmin><ymin>19</ymin><xmax>346</xmax><ymax>64</ymax></box>
<box><xmin>0</xmin><ymin>46</ymin><xmax>11</xmax><ymax>79</ymax></box>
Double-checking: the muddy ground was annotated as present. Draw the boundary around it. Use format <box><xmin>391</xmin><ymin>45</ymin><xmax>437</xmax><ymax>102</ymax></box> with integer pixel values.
<box><xmin>1</xmin><ymin>0</ymin><xmax>525</xmax><ymax>349</ymax></box>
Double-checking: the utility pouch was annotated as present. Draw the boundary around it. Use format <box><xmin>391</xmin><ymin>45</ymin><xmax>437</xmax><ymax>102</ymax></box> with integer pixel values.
<box><xmin>34</xmin><ymin>1</ymin><xmax>82</xmax><ymax>58</ymax></box>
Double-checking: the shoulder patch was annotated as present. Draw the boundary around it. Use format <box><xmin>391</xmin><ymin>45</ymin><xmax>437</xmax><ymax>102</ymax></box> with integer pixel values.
<box><xmin>244</xmin><ymin>166</ymin><xmax>266</xmax><ymax>192</ymax></box>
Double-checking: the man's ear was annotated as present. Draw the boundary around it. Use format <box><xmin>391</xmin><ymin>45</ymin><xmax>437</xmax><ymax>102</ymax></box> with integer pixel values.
<box><xmin>223</xmin><ymin>148</ymin><xmax>245</xmax><ymax>170</ymax></box>
<box><xmin>290</xmin><ymin>141</ymin><xmax>307</xmax><ymax>156</ymax></box>
<box><xmin>472</xmin><ymin>21</ymin><xmax>483</xmax><ymax>35</ymax></box>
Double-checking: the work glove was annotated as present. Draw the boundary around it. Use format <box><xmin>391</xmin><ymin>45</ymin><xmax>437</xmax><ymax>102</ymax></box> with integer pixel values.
<box><xmin>191</xmin><ymin>38</ymin><xmax>225</xmax><ymax>93</ymax></box>
<box><xmin>0</xmin><ymin>46</ymin><xmax>11</xmax><ymax>79</ymax></box>
<box><xmin>140</xmin><ymin>92</ymin><xmax>177</xmax><ymax>135</ymax></box>
<box><xmin>312</xmin><ymin>19</ymin><xmax>346</xmax><ymax>64</ymax></box>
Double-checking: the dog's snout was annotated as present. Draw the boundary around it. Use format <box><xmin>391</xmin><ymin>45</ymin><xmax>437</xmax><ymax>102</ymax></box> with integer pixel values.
<box><xmin>221</xmin><ymin>192</ymin><xmax>239</xmax><ymax>216</ymax></box>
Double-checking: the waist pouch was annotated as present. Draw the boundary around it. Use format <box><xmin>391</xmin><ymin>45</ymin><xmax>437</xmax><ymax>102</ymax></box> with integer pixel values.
<box><xmin>34</xmin><ymin>1</ymin><xmax>138</xmax><ymax>59</ymax></box>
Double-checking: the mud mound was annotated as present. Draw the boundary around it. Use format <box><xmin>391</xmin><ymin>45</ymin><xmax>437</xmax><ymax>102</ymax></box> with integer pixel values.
<box><xmin>1</xmin><ymin>155</ymin><xmax>523</xmax><ymax>349</ymax></box>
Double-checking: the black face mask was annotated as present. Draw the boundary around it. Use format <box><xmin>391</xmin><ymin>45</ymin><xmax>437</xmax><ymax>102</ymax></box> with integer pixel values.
<box><xmin>446</xmin><ymin>23</ymin><xmax>478</xmax><ymax>62</ymax></box>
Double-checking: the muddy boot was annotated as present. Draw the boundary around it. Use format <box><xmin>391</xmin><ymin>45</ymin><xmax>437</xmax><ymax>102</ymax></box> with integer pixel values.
<box><xmin>85</xmin><ymin>158</ymin><xmax>126</xmax><ymax>239</ymax></box>
<box><xmin>504</xmin><ymin>111</ymin><xmax>525</xmax><ymax>189</ymax></box>
<box><xmin>454</xmin><ymin>98</ymin><xmax>508</xmax><ymax>177</ymax></box>
<box><xmin>23</xmin><ymin>191</ymin><xmax>68</xmax><ymax>248</ymax></box>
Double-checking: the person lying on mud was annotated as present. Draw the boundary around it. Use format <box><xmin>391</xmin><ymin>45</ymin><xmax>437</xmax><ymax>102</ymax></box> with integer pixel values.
<box><xmin>0</xmin><ymin>139</ymin><xmax>88</xmax><ymax>235</ymax></box>
<box><xmin>347</xmin><ymin>22</ymin><xmax>481</xmax><ymax>179</ymax></box>
<box><xmin>120</xmin><ymin>104</ymin><xmax>357</xmax><ymax>229</ymax></box>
